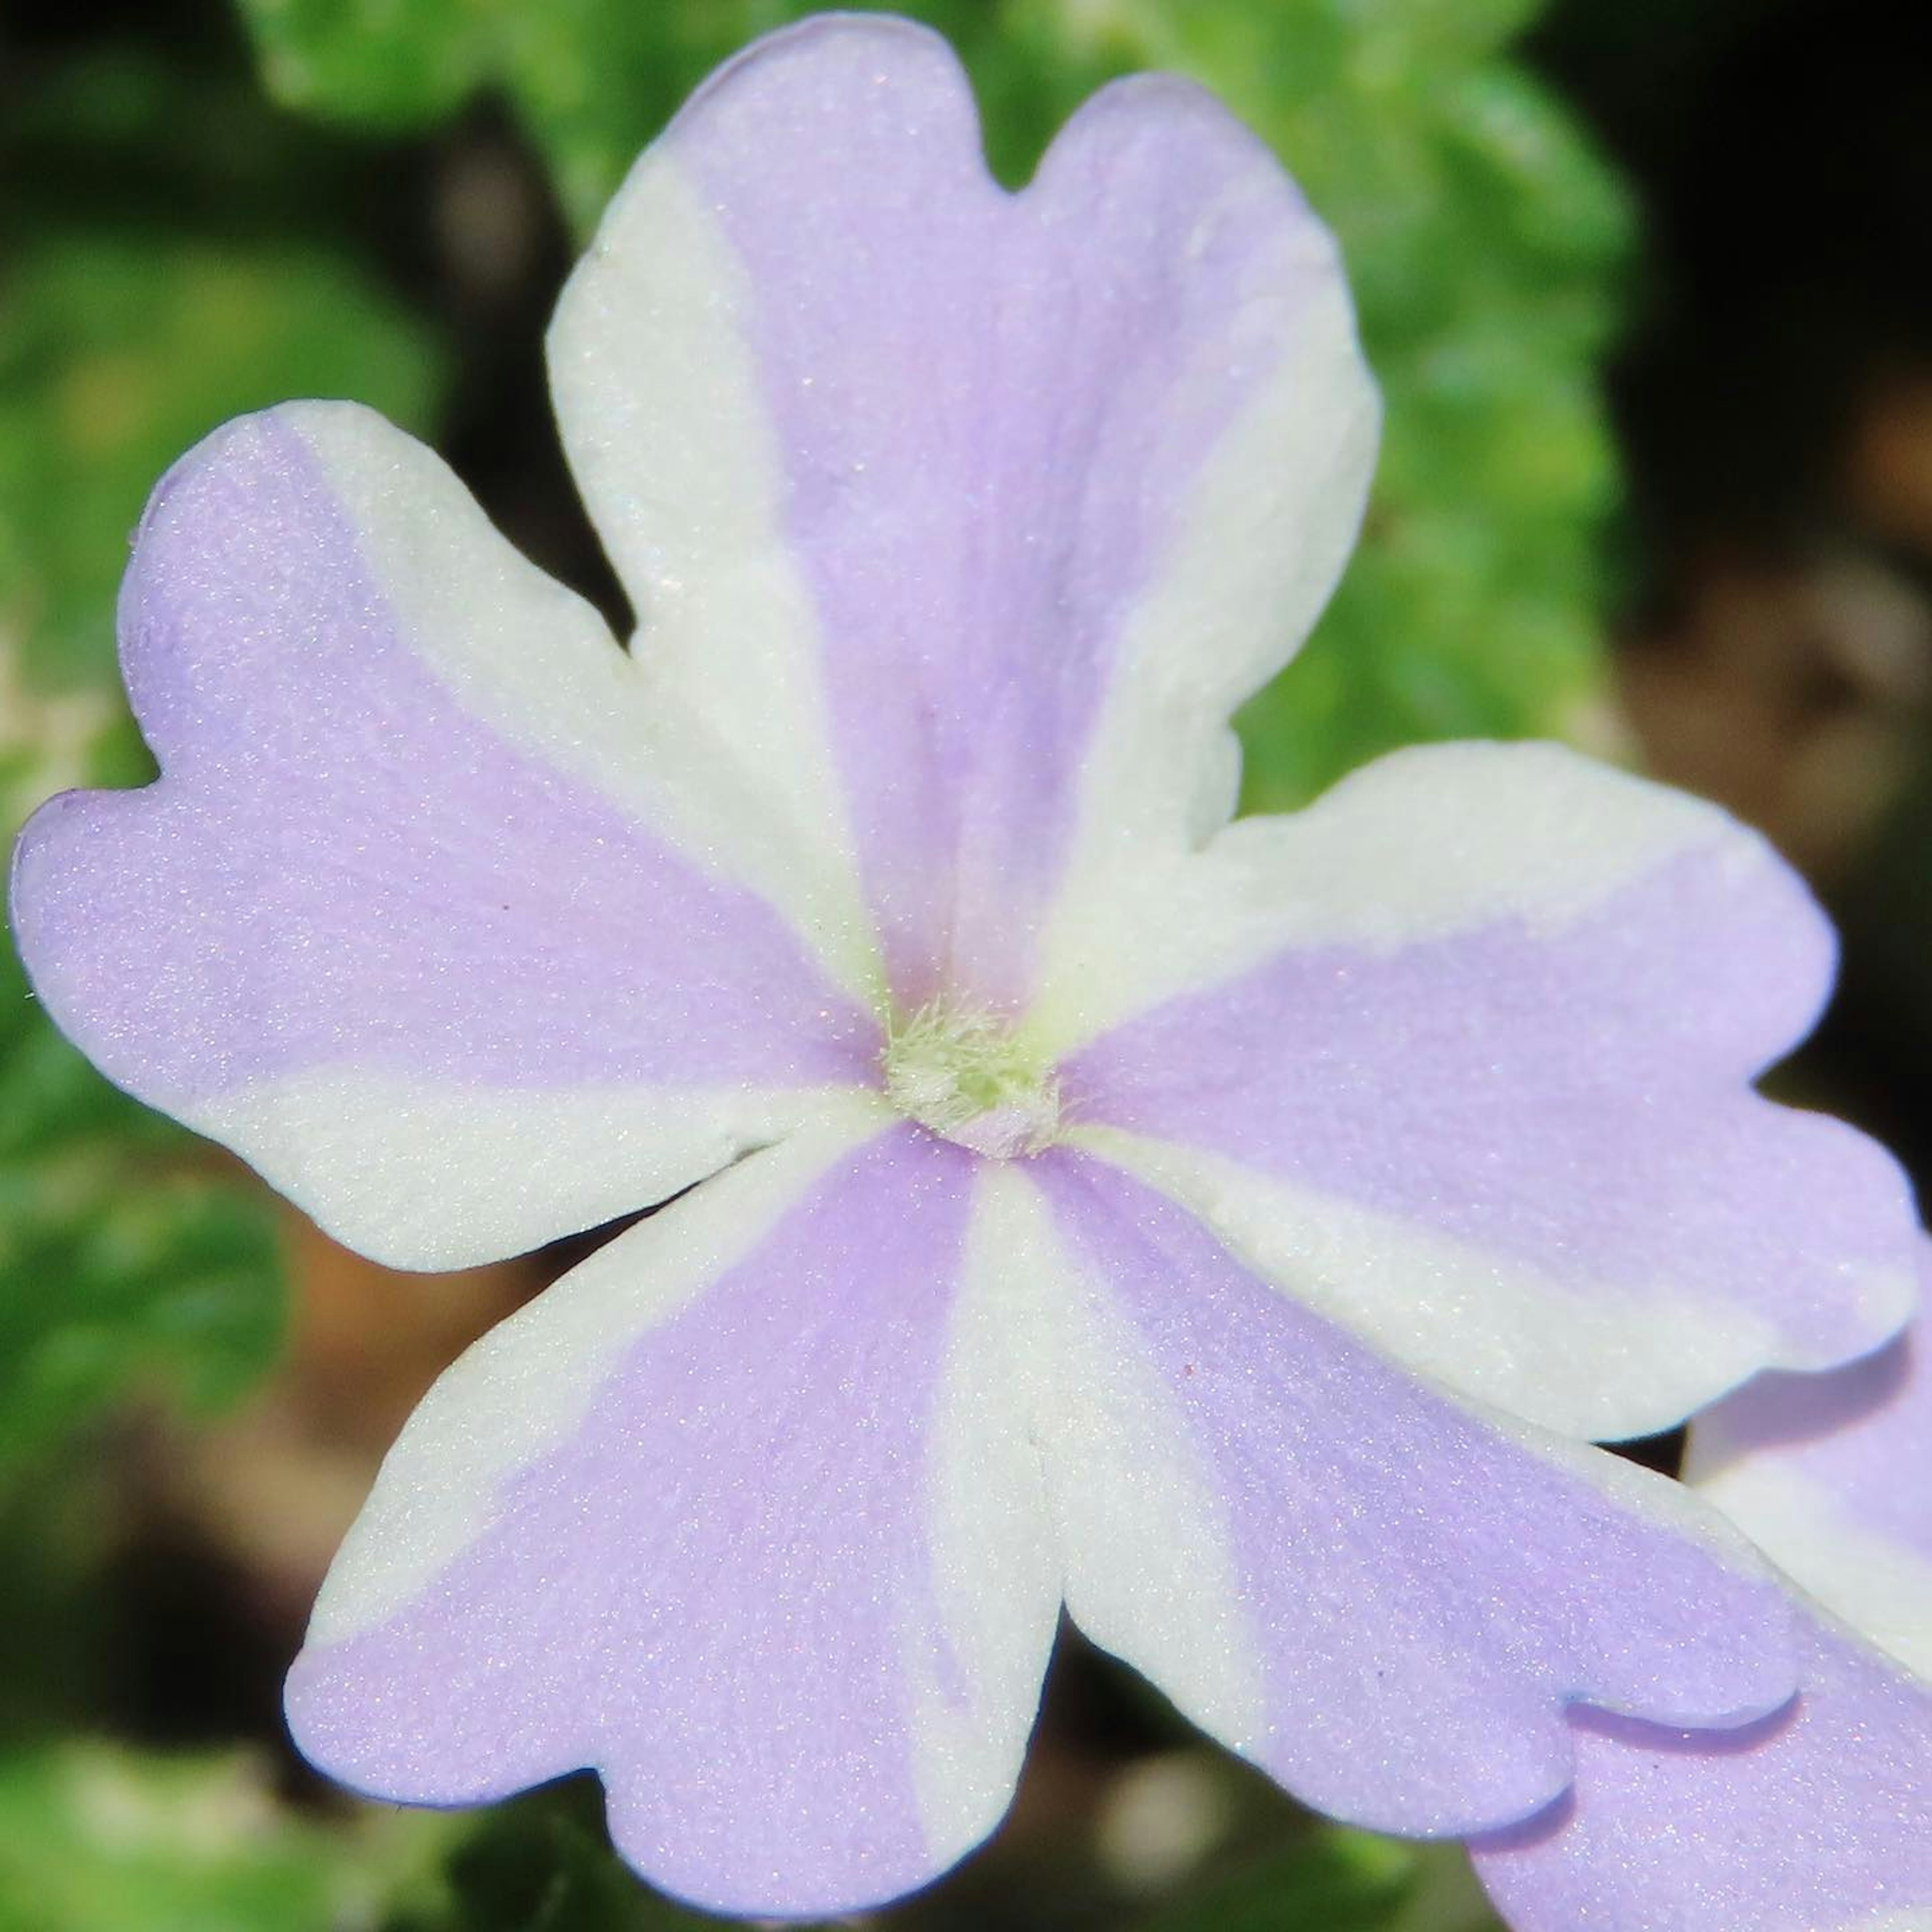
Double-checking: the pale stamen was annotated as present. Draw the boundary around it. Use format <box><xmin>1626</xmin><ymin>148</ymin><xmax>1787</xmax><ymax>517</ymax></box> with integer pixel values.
<box><xmin>881</xmin><ymin>1000</ymin><xmax>1062</xmax><ymax>1159</ymax></box>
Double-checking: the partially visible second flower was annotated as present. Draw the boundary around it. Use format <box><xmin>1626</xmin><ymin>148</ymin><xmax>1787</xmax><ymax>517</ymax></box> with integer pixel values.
<box><xmin>8</xmin><ymin>16</ymin><xmax>1922</xmax><ymax>1919</ymax></box>
<box><xmin>1475</xmin><ymin>1260</ymin><xmax>1932</xmax><ymax>1929</ymax></box>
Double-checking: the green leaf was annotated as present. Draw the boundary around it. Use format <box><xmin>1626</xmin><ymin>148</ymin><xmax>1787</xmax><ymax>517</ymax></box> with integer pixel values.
<box><xmin>0</xmin><ymin>937</ymin><xmax>284</xmax><ymax>1478</ymax></box>
<box><xmin>1386</xmin><ymin>1840</ymin><xmax>1508</xmax><ymax>1932</ymax></box>
<box><xmin>0</xmin><ymin>1743</ymin><xmax>454</xmax><ymax>1932</ymax></box>
<box><xmin>243</xmin><ymin>0</ymin><xmax>500</xmax><ymax>128</ymax></box>
<box><xmin>0</xmin><ymin>232</ymin><xmax>444</xmax><ymax>691</ymax></box>
<box><xmin>1138</xmin><ymin>1826</ymin><xmax>1421</xmax><ymax>1932</ymax></box>
<box><xmin>381</xmin><ymin>1782</ymin><xmax>729</xmax><ymax>1932</ymax></box>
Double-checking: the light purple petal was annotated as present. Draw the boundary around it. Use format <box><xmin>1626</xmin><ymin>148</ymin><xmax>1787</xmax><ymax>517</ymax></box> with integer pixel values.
<box><xmin>1061</xmin><ymin>742</ymin><xmax>1917</xmax><ymax>1440</ymax></box>
<box><xmin>998</xmin><ymin>1151</ymin><xmax>1798</xmax><ymax>1837</ymax></box>
<box><xmin>1474</xmin><ymin>1620</ymin><xmax>1932</xmax><ymax>1932</ymax></box>
<box><xmin>286</xmin><ymin>1120</ymin><xmax>1059</xmax><ymax>1917</ymax></box>
<box><xmin>11</xmin><ymin>404</ymin><xmax>877</xmax><ymax>1267</ymax></box>
<box><xmin>550</xmin><ymin>15</ymin><xmax>1378</xmax><ymax>1009</ymax></box>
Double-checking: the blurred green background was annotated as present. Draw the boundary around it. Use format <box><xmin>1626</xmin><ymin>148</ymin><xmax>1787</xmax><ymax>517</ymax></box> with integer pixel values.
<box><xmin>1</xmin><ymin>1</ymin><xmax>1928</xmax><ymax>1926</ymax></box>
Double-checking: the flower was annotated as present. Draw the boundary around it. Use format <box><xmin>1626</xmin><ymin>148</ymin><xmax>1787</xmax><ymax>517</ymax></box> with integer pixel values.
<box><xmin>1474</xmin><ymin>1260</ymin><xmax>1932</xmax><ymax>1929</ymax></box>
<box><xmin>8</xmin><ymin>14</ymin><xmax>1922</xmax><ymax>1919</ymax></box>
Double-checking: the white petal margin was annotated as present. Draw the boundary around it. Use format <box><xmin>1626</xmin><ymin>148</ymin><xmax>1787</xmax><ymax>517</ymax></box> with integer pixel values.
<box><xmin>970</xmin><ymin>1166</ymin><xmax>1270</xmax><ymax>1751</ymax></box>
<box><xmin>909</xmin><ymin>1166</ymin><xmax>1065</xmax><ymax>1861</ymax></box>
<box><xmin>1035</xmin><ymin>148</ymin><xmax>1379</xmax><ymax>952</ymax></box>
<box><xmin>976</xmin><ymin>1158</ymin><xmax>1797</xmax><ymax>1838</ymax></box>
<box><xmin>1689</xmin><ymin>1315</ymin><xmax>1932</xmax><ymax>1683</ymax></box>
<box><xmin>1077</xmin><ymin>1124</ymin><xmax>1791</xmax><ymax>1443</ymax></box>
<box><xmin>289</xmin><ymin>400</ymin><xmax>882</xmax><ymax>1005</ymax></box>
<box><xmin>304</xmin><ymin>1093</ymin><xmax>893</xmax><ymax>1647</ymax></box>
<box><xmin>546</xmin><ymin>128</ymin><xmax>879</xmax><ymax>1005</ymax></box>
<box><xmin>1701</xmin><ymin>1457</ymin><xmax>1932</xmax><ymax>1685</ymax></box>
<box><xmin>203</xmin><ymin>1072</ymin><xmax>869</xmax><ymax>1274</ymax></box>
<box><xmin>1030</xmin><ymin>739</ymin><xmax>1810</xmax><ymax>1059</ymax></box>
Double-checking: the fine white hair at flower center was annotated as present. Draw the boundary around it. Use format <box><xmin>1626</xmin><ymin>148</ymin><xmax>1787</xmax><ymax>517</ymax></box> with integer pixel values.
<box><xmin>882</xmin><ymin>1000</ymin><xmax>1061</xmax><ymax>1159</ymax></box>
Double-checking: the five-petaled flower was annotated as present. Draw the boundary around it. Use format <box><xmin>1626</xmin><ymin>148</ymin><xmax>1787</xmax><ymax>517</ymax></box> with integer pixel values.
<box><xmin>9</xmin><ymin>14</ymin><xmax>1925</xmax><ymax>1921</ymax></box>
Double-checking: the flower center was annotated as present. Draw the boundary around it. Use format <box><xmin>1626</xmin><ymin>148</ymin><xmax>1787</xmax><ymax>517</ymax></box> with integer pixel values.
<box><xmin>882</xmin><ymin>1001</ymin><xmax>1061</xmax><ymax>1160</ymax></box>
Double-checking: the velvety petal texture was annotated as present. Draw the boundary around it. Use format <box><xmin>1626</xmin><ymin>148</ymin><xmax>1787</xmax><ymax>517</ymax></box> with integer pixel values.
<box><xmin>986</xmin><ymin>1154</ymin><xmax>1797</xmax><ymax>1837</ymax></box>
<box><xmin>1476</xmin><ymin>1629</ymin><xmax>1932</xmax><ymax>1932</ymax></box>
<box><xmin>11</xmin><ymin>403</ymin><xmax>880</xmax><ymax>1269</ymax></box>
<box><xmin>1475</xmin><ymin>1271</ymin><xmax>1932</xmax><ymax>1931</ymax></box>
<box><xmin>1056</xmin><ymin>741</ymin><xmax>1917</xmax><ymax>1441</ymax></box>
<box><xmin>548</xmin><ymin>14</ymin><xmax>1378</xmax><ymax>1008</ymax></box>
<box><xmin>289</xmin><ymin>1110</ymin><xmax>1061</xmax><ymax>1918</ymax></box>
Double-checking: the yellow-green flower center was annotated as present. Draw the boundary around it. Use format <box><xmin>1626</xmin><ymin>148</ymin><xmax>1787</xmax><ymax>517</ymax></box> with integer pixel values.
<box><xmin>882</xmin><ymin>1001</ymin><xmax>1061</xmax><ymax>1159</ymax></box>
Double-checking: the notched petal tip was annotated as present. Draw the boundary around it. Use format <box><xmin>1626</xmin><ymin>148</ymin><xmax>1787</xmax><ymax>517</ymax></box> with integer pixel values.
<box><xmin>552</xmin><ymin>6</ymin><xmax>1375</xmax><ymax>1012</ymax></box>
<box><xmin>281</xmin><ymin>1128</ymin><xmax>1056</xmax><ymax>1918</ymax></box>
<box><xmin>17</xmin><ymin>389</ymin><xmax>879</xmax><ymax>1271</ymax></box>
<box><xmin>1473</xmin><ymin>1622</ymin><xmax>1932</xmax><ymax>1932</ymax></box>
<box><xmin>1010</xmin><ymin>1154</ymin><xmax>1803</xmax><ymax>1844</ymax></box>
<box><xmin>669</xmin><ymin>10</ymin><xmax>977</xmax><ymax>132</ymax></box>
<box><xmin>1054</xmin><ymin>734</ymin><xmax>1918</xmax><ymax>1446</ymax></box>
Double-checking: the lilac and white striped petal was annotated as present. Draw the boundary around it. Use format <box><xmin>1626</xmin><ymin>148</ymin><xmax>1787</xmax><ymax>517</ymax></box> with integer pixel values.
<box><xmin>549</xmin><ymin>15</ymin><xmax>1376</xmax><ymax>1010</ymax></box>
<box><xmin>1473</xmin><ymin>1291</ymin><xmax>1932</xmax><ymax>1931</ymax></box>
<box><xmin>10</xmin><ymin>404</ymin><xmax>878</xmax><ymax>1269</ymax></box>
<box><xmin>286</xmin><ymin>1113</ymin><xmax>1060</xmax><ymax>1918</ymax></box>
<box><xmin>1474</xmin><ymin>1622</ymin><xmax>1932</xmax><ymax>1932</ymax></box>
<box><xmin>975</xmin><ymin>1151</ymin><xmax>1798</xmax><ymax>1838</ymax></box>
<box><xmin>1054</xmin><ymin>741</ymin><xmax>1917</xmax><ymax>1441</ymax></box>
